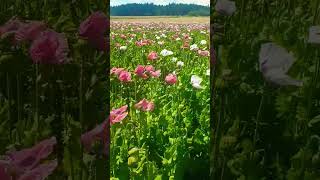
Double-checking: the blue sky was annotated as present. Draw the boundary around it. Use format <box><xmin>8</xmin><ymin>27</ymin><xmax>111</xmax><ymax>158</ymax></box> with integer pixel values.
<box><xmin>110</xmin><ymin>0</ymin><xmax>210</xmax><ymax>6</ymax></box>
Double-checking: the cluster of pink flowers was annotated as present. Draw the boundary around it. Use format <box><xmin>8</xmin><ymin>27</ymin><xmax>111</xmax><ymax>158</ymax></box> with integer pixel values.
<box><xmin>0</xmin><ymin>17</ymin><xmax>69</xmax><ymax>64</ymax></box>
<box><xmin>110</xmin><ymin>67</ymin><xmax>132</xmax><ymax>82</ymax></box>
<box><xmin>135</xmin><ymin>65</ymin><xmax>161</xmax><ymax>79</ymax></box>
<box><xmin>0</xmin><ymin>137</ymin><xmax>57</xmax><ymax>180</ymax></box>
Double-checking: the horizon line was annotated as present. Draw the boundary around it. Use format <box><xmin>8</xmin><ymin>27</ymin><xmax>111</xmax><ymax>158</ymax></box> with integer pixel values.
<box><xmin>110</xmin><ymin>2</ymin><xmax>210</xmax><ymax>7</ymax></box>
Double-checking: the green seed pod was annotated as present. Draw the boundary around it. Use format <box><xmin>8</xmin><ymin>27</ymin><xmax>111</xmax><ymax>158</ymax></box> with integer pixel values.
<box><xmin>128</xmin><ymin>156</ymin><xmax>138</xmax><ymax>167</ymax></box>
<box><xmin>128</xmin><ymin>147</ymin><xmax>139</xmax><ymax>156</ymax></box>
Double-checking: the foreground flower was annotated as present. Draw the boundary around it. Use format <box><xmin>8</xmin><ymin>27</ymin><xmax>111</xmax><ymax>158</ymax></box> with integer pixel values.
<box><xmin>165</xmin><ymin>73</ymin><xmax>177</xmax><ymax>85</ymax></box>
<box><xmin>79</xmin><ymin>11</ymin><xmax>108</xmax><ymax>38</ymax></box>
<box><xmin>160</xmin><ymin>49</ymin><xmax>173</xmax><ymax>56</ymax></box>
<box><xmin>0</xmin><ymin>137</ymin><xmax>57</xmax><ymax>180</ymax></box>
<box><xmin>29</xmin><ymin>30</ymin><xmax>69</xmax><ymax>64</ymax></box>
<box><xmin>81</xmin><ymin>120</ymin><xmax>109</xmax><ymax>156</ymax></box>
<box><xmin>15</xmin><ymin>21</ymin><xmax>47</xmax><ymax>42</ymax></box>
<box><xmin>148</xmin><ymin>51</ymin><xmax>158</xmax><ymax>61</ymax></box>
<box><xmin>79</xmin><ymin>11</ymin><xmax>109</xmax><ymax>51</ymax></box>
<box><xmin>259</xmin><ymin>43</ymin><xmax>303</xmax><ymax>86</ymax></box>
<box><xmin>118</xmin><ymin>70</ymin><xmax>132</xmax><ymax>82</ymax></box>
<box><xmin>215</xmin><ymin>0</ymin><xmax>236</xmax><ymax>16</ymax></box>
<box><xmin>18</xmin><ymin>160</ymin><xmax>58</xmax><ymax>180</ymax></box>
<box><xmin>191</xmin><ymin>75</ymin><xmax>203</xmax><ymax>89</ymax></box>
<box><xmin>135</xmin><ymin>99</ymin><xmax>154</xmax><ymax>112</ymax></box>
<box><xmin>308</xmin><ymin>26</ymin><xmax>320</xmax><ymax>44</ymax></box>
<box><xmin>0</xmin><ymin>17</ymin><xmax>23</xmax><ymax>39</ymax></box>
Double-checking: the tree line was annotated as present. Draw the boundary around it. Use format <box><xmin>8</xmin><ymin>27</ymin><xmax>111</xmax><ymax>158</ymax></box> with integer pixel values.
<box><xmin>111</xmin><ymin>3</ymin><xmax>210</xmax><ymax>16</ymax></box>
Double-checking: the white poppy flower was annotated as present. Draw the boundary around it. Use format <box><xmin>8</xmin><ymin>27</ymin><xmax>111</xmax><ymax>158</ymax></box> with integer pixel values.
<box><xmin>215</xmin><ymin>0</ymin><xmax>236</xmax><ymax>16</ymax></box>
<box><xmin>177</xmin><ymin>61</ymin><xmax>184</xmax><ymax>68</ymax></box>
<box><xmin>119</xmin><ymin>46</ymin><xmax>127</xmax><ymax>51</ymax></box>
<box><xmin>308</xmin><ymin>26</ymin><xmax>320</xmax><ymax>44</ymax></box>
<box><xmin>172</xmin><ymin>57</ymin><xmax>178</xmax><ymax>62</ymax></box>
<box><xmin>160</xmin><ymin>49</ymin><xmax>173</xmax><ymax>56</ymax></box>
<box><xmin>190</xmin><ymin>44</ymin><xmax>199</xmax><ymax>51</ymax></box>
<box><xmin>156</xmin><ymin>36</ymin><xmax>160</xmax><ymax>40</ymax></box>
<box><xmin>200</xmin><ymin>40</ymin><xmax>207</xmax><ymax>45</ymax></box>
<box><xmin>176</xmin><ymin>37</ymin><xmax>181</xmax><ymax>41</ymax></box>
<box><xmin>191</xmin><ymin>75</ymin><xmax>203</xmax><ymax>89</ymax></box>
<box><xmin>259</xmin><ymin>43</ymin><xmax>303</xmax><ymax>86</ymax></box>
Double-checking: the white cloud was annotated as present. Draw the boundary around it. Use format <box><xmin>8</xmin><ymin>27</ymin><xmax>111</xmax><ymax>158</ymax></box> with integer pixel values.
<box><xmin>111</xmin><ymin>0</ymin><xmax>209</xmax><ymax>6</ymax></box>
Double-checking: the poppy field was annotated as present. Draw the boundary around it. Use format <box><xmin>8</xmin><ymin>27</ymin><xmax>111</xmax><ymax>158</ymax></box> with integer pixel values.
<box><xmin>110</xmin><ymin>19</ymin><xmax>210</xmax><ymax>179</ymax></box>
<box><xmin>212</xmin><ymin>0</ymin><xmax>320</xmax><ymax>179</ymax></box>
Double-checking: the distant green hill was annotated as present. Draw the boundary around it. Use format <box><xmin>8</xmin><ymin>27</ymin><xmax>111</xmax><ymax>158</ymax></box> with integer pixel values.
<box><xmin>110</xmin><ymin>3</ymin><xmax>210</xmax><ymax>16</ymax></box>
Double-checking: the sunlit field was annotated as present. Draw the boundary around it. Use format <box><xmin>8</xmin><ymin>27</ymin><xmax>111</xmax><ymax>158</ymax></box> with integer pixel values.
<box><xmin>111</xmin><ymin>16</ymin><xmax>210</xmax><ymax>24</ymax></box>
<box><xmin>110</xmin><ymin>17</ymin><xmax>210</xmax><ymax>179</ymax></box>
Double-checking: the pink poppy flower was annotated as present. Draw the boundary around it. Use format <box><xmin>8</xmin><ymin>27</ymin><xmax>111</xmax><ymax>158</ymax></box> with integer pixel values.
<box><xmin>110</xmin><ymin>67</ymin><xmax>124</xmax><ymax>75</ymax></box>
<box><xmin>18</xmin><ymin>160</ymin><xmax>57</xmax><ymax>180</ymax></box>
<box><xmin>118</xmin><ymin>70</ymin><xmax>132</xmax><ymax>82</ymax></box>
<box><xmin>149</xmin><ymin>70</ymin><xmax>161</xmax><ymax>78</ymax></box>
<box><xmin>88</xmin><ymin>36</ymin><xmax>108</xmax><ymax>51</ymax></box>
<box><xmin>135</xmin><ymin>99</ymin><xmax>154</xmax><ymax>112</ymax></box>
<box><xmin>181</xmin><ymin>42</ymin><xmax>189</xmax><ymax>49</ymax></box>
<box><xmin>165</xmin><ymin>73</ymin><xmax>177</xmax><ymax>85</ymax></box>
<box><xmin>81</xmin><ymin>120</ymin><xmax>109</xmax><ymax>156</ymax></box>
<box><xmin>29</xmin><ymin>30</ymin><xmax>69</xmax><ymax>64</ymax></box>
<box><xmin>79</xmin><ymin>12</ymin><xmax>109</xmax><ymax>51</ymax></box>
<box><xmin>0</xmin><ymin>164</ymin><xmax>10</xmax><ymax>180</ymax></box>
<box><xmin>145</xmin><ymin>65</ymin><xmax>155</xmax><ymax>72</ymax></box>
<box><xmin>135</xmin><ymin>65</ymin><xmax>148</xmax><ymax>79</ymax></box>
<box><xmin>4</xmin><ymin>137</ymin><xmax>56</xmax><ymax>173</ymax></box>
<box><xmin>147</xmin><ymin>51</ymin><xmax>158</xmax><ymax>61</ymax></box>
<box><xmin>0</xmin><ymin>17</ymin><xmax>24</xmax><ymax>38</ymax></box>
<box><xmin>135</xmin><ymin>40</ymin><xmax>148</xmax><ymax>47</ymax></box>
<box><xmin>15</xmin><ymin>21</ymin><xmax>47</xmax><ymax>42</ymax></box>
<box><xmin>79</xmin><ymin>11</ymin><xmax>108</xmax><ymax>38</ymax></box>
<box><xmin>110</xmin><ymin>105</ymin><xmax>128</xmax><ymax>124</ymax></box>
<box><xmin>198</xmin><ymin>50</ymin><xmax>210</xmax><ymax>57</ymax></box>
<box><xmin>0</xmin><ymin>137</ymin><xmax>57</xmax><ymax>180</ymax></box>
<box><xmin>120</xmin><ymin>34</ymin><xmax>126</xmax><ymax>39</ymax></box>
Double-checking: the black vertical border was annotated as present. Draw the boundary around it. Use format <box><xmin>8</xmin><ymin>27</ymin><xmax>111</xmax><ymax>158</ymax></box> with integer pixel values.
<box><xmin>210</xmin><ymin>0</ymin><xmax>216</xmax><ymax>179</ymax></box>
<box><xmin>106</xmin><ymin>0</ymin><xmax>111</xmax><ymax>179</ymax></box>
